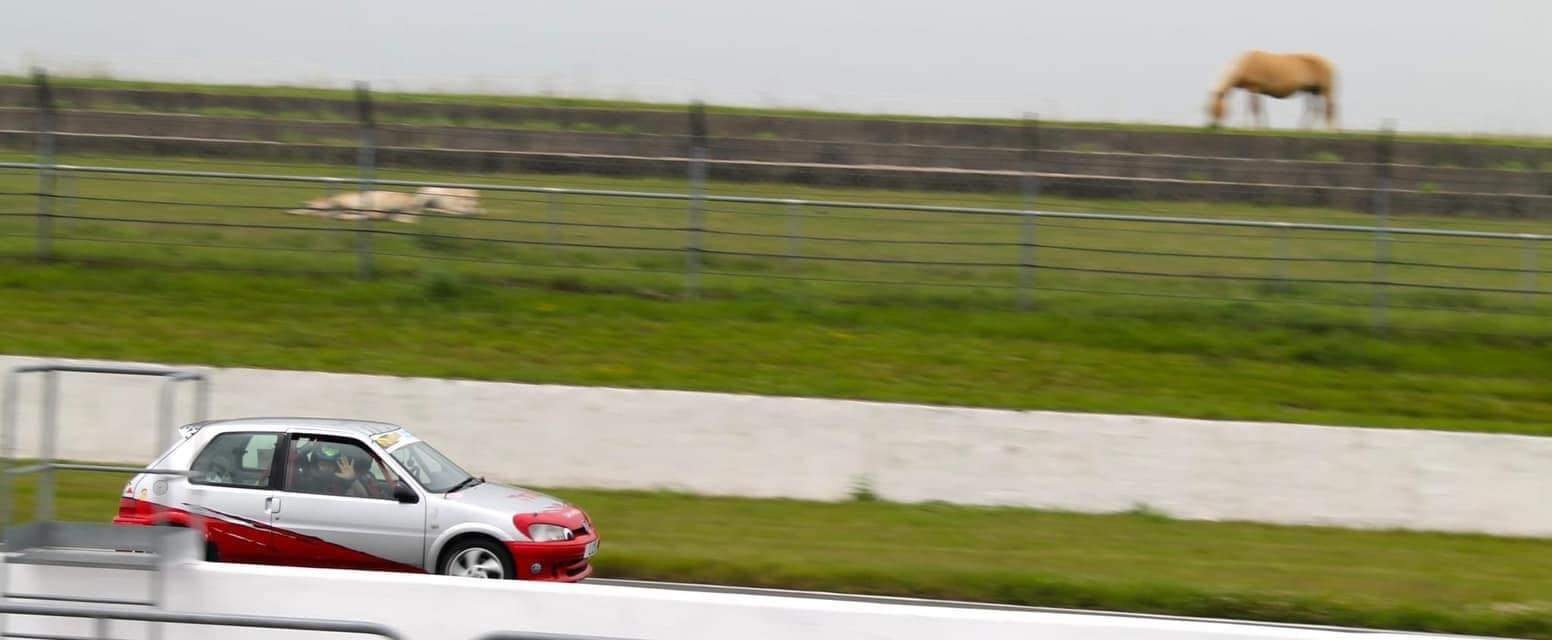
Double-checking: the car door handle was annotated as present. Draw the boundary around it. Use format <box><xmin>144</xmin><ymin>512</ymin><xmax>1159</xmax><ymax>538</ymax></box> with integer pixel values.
<box><xmin>265</xmin><ymin>496</ymin><xmax>281</xmax><ymax>514</ymax></box>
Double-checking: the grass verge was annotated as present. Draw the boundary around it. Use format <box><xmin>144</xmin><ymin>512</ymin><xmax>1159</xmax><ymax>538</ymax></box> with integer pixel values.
<box><xmin>16</xmin><ymin>471</ymin><xmax>1552</xmax><ymax>638</ymax></box>
<box><xmin>0</xmin><ymin>262</ymin><xmax>1549</xmax><ymax>435</ymax></box>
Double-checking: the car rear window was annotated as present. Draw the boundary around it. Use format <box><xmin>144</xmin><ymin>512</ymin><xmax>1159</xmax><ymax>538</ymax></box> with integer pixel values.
<box><xmin>190</xmin><ymin>432</ymin><xmax>278</xmax><ymax>488</ymax></box>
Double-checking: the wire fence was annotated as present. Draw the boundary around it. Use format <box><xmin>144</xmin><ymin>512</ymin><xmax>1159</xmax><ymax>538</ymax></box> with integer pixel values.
<box><xmin>2</xmin><ymin>71</ymin><xmax>1549</xmax><ymax>337</ymax></box>
<box><xmin>1</xmin><ymin>160</ymin><xmax>1549</xmax><ymax>338</ymax></box>
<box><xmin>4</xmin><ymin>75</ymin><xmax>1552</xmax><ymax>219</ymax></box>
<box><xmin>8</xmin><ymin>127</ymin><xmax>1548</xmax><ymax>217</ymax></box>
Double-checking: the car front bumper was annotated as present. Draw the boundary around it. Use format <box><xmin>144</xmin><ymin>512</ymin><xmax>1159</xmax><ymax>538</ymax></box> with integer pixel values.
<box><xmin>505</xmin><ymin>534</ymin><xmax>598</xmax><ymax>582</ymax></box>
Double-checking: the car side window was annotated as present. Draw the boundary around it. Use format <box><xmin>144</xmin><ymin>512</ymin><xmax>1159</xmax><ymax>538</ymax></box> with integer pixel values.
<box><xmin>283</xmin><ymin>435</ymin><xmax>400</xmax><ymax>500</ymax></box>
<box><xmin>190</xmin><ymin>433</ymin><xmax>278</xmax><ymax>488</ymax></box>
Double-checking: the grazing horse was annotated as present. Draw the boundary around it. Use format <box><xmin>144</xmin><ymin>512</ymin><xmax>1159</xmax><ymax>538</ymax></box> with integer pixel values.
<box><xmin>1208</xmin><ymin>50</ymin><xmax>1337</xmax><ymax>129</ymax></box>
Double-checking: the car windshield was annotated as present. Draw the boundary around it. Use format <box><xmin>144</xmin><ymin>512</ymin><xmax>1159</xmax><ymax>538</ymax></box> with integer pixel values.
<box><xmin>389</xmin><ymin>441</ymin><xmax>474</xmax><ymax>493</ymax></box>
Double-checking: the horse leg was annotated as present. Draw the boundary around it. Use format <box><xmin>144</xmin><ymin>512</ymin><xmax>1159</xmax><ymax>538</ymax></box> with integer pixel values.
<box><xmin>1245</xmin><ymin>92</ymin><xmax>1260</xmax><ymax>128</ymax></box>
<box><xmin>1250</xmin><ymin>93</ymin><xmax>1267</xmax><ymax>128</ymax></box>
<box><xmin>1299</xmin><ymin>95</ymin><xmax>1317</xmax><ymax>130</ymax></box>
<box><xmin>1324</xmin><ymin>94</ymin><xmax>1338</xmax><ymax>130</ymax></box>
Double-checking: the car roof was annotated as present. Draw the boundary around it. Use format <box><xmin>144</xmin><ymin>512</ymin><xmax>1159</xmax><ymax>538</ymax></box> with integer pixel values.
<box><xmin>186</xmin><ymin>417</ymin><xmax>403</xmax><ymax>439</ymax></box>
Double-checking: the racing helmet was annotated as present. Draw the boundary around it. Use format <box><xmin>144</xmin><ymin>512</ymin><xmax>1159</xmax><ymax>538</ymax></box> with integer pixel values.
<box><xmin>310</xmin><ymin>442</ymin><xmax>343</xmax><ymax>466</ymax></box>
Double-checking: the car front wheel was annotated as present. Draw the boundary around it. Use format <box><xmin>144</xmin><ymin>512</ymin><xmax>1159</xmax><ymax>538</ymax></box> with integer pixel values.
<box><xmin>440</xmin><ymin>538</ymin><xmax>514</xmax><ymax>579</ymax></box>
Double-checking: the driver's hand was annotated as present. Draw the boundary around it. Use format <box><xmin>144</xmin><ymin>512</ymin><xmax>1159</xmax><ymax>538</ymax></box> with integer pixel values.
<box><xmin>335</xmin><ymin>457</ymin><xmax>357</xmax><ymax>480</ymax></box>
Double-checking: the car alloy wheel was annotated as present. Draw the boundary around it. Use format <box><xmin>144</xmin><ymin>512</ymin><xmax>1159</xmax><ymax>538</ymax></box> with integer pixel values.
<box><xmin>447</xmin><ymin>546</ymin><xmax>506</xmax><ymax>579</ymax></box>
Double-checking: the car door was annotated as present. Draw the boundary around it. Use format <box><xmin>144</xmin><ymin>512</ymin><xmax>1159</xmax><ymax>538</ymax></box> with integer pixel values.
<box><xmin>268</xmin><ymin>433</ymin><xmax>427</xmax><ymax>571</ymax></box>
<box><xmin>184</xmin><ymin>431</ymin><xmax>282</xmax><ymax>564</ymax></box>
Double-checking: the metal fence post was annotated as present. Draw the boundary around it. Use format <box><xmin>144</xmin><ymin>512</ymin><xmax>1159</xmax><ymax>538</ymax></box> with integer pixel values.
<box><xmin>37</xmin><ymin>370</ymin><xmax>58</xmax><ymax>522</ymax></box>
<box><xmin>1017</xmin><ymin>114</ymin><xmax>1041</xmax><ymax>310</ymax></box>
<box><xmin>1</xmin><ymin>370</ymin><xmax>19</xmax><ymax>530</ymax></box>
<box><xmin>685</xmin><ymin>102</ymin><xmax>708</xmax><ymax>298</ymax></box>
<box><xmin>784</xmin><ymin>199</ymin><xmax>801</xmax><ymax>267</ymax></box>
<box><xmin>33</xmin><ymin>68</ymin><xmax>57</xmax><ymax>261</ymax></box>
<box><xmin>354</xmin><ymin>83</ymin><xmax>376</xmax><ymax>279</ymax></box>
<box><xmin>1371</xmin><ymin>121</ymin><xmax>1395</xmax><ymax>331</ymax></box>
<box><xmin>1273</xmin><ymin>222</ymin><xmax>1291</xmax><ymax>292</ymax></box>
<box><xmin>546</xmin><ymin>188</ymin><xmax>562</xmax><ymax>245</ymax></box>
<box><xmin>1522</xmin><ymin>234</ymin><xmax>1538</xmax><ymax>295</ymax></box>
<box><xmin>60</xmin><ymin>169</ymin><xmax>76</xmax><ymax>218</ymax></box>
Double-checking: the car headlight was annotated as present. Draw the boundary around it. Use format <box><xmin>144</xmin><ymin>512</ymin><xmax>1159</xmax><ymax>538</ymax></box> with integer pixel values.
<box><xmin>526</xmin><ymin>523</ymin><xmax>574</xmax><ymax>542</ymax></box>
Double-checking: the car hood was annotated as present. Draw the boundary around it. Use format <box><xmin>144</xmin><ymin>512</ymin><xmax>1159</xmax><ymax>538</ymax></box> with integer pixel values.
<box><xmin>440</xmin><ymin>482</ymin><xmax>585</xmax><ymax>525</ymax></box>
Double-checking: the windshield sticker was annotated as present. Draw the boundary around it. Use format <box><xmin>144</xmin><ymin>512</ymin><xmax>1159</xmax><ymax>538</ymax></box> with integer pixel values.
<box><xmin>374</xmin><ymin>429</ymin><xmax>420</xmax><ymax>452</ymax></box>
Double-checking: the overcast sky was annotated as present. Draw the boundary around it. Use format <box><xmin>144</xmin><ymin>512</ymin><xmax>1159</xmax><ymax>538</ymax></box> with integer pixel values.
<box><xmin>2</xmin><ymin>1</ymin><xmax>1544</xmax><ymax>134</ymax></box>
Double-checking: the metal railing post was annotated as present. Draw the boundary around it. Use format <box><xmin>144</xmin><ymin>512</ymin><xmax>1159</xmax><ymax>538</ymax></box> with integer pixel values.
<box><xmin>36</xmin><ymin>371</ymin><xmax>58</xmax><ymax>522</ymax></box>
<box><xmin>1017</xmin><ymin>114</ymin><xmax>1041</xmax><ymax>310</ymax></box>
<box><xmin>60</xmin><ymin>169</ymin><xmax>76</xmax><ymax>217</ymax></box>
<box><xmin>1522</xmin><ymin>234</ymin><xmax>1538</xmax><ymax>295</ymax></box>
<box><xmin>355</xmin><ymin>83</ymin><xmax>376</xmax><ymax>279</ymax></box>
<box><xmin>685</xmin><ymin>102</ymin><xmax>708</xmax><ymax>298</ymax></box>
<box><xmin>546</xmin><ymin>188</ymin><xmax>562</xmax><ymax>245</ymax></box>
<box><xmin>1371</xmin><ymin>121</ymin><xmax>1395</xmax><ymax>331</ymax></box>
<box><xmin>33</xmin><ymin>68</ymin><xmax>57</xmax><ymax>261</ymax></box>
<box><xmin>1274</xmin><ymin>222</ymin><xmax>1291</xmax><ymax>292</ymax></box>
<box><xmin>784</xmin><ymin>199</ymin><xmax>801</xmax><ymax>267</ymax></box>
<box><xmin>0</xmin><ymin>369</ymin><xmax>20</xmax><ymax>530</ymax></box>
<box><xmin>195</xmin><ymin>374</ymin><xmax>212</xmax><ymax>422</ymax></box>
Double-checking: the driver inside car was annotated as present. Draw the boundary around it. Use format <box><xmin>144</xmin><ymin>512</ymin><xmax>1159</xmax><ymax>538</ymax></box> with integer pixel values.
<box><xmin>297</xmin><ymin>444</ymin><xmax>368</xmax><ymax>498</ymax></box>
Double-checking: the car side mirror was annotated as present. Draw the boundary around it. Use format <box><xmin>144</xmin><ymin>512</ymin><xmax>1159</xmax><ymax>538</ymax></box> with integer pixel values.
<box><xmin>393</xmin><ymin>484</ymin><xmax>420</xmax><ymax>504</ymax></box>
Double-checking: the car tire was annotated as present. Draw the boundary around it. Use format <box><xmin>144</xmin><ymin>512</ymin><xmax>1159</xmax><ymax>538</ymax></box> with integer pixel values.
<box><xmin>439</xmin><ymin>538</ymin><xmax>515</xmax><ymax>580</ymax></box>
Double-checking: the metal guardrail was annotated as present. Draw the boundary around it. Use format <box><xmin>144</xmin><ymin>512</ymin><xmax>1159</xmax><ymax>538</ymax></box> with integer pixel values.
<box><xmin>0</xmin><ymin>600</ymin><xmax>405</xmax><ymax>640</ymax></box>
<box><xmin>0</xmin><ymin>363</ymin><xmax>210</xmax><ymax>525</ymax></box>
<box><xmin>0</xmin><ymin>363</ymin><xmax>213</xmax><ymax>640</ymax></box>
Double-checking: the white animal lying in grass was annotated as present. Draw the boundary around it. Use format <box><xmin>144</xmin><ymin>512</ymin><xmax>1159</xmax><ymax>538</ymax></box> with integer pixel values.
<box><xmin>287</xmin><ymin>190</ymin><xmax>427</xmax><ymax>223</ymax></box>
<box><xmin>416</xmin><ymin>187</ymin><xmax>484</xmax><ymax>216</ymax></box>
<box><xmin>287</xmin><ymin>188</ymin><xmax>483</xmax><ymax>223</ymax></box>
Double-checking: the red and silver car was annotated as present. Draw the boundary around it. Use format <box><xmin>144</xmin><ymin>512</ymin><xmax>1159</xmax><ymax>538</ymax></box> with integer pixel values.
<box><xmin>113</xmin><ymin>417</ymin><xmax>598</xmax><ymax>581</ymax></box>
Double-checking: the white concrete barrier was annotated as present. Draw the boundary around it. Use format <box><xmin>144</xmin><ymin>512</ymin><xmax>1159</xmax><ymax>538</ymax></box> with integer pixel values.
<box><xmin>0</xmin><ymin>560</ymin><xmax>1490</xmax><ymax>640</ymax></box>
<box><xmin>4</xmin><ymin>354</ymin><xmax>1550</xmax><ymax>536</ymax></box>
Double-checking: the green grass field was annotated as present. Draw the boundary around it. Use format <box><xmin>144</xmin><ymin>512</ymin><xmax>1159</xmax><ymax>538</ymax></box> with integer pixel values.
<box><xmin>0</xmin><ymin>260</ymin><xmax>1549</xmax><ymax>435</ymax></box>
<box><xmin>8</xmin><ymin>74</ymin><xmax>1552</xmax><ymax>149</ymax></box>
<box><xmin>11</xmin><ymin>469</ymin><xmax>1552</xmax><ymax>638</ymax></box>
